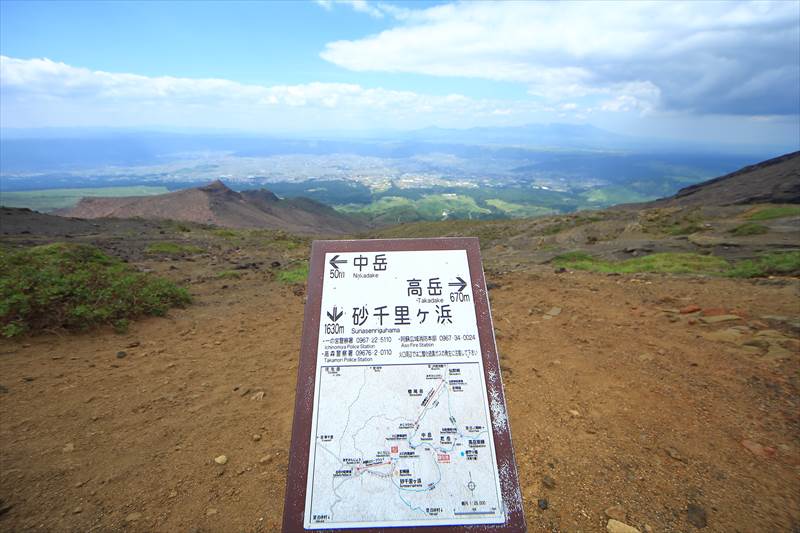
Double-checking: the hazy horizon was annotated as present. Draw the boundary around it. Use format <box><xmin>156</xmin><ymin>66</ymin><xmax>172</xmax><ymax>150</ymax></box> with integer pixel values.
<box><xmin>1</xmin><ymin>1</ymin><xmax>799</xmax><ymax>150</ymax></box>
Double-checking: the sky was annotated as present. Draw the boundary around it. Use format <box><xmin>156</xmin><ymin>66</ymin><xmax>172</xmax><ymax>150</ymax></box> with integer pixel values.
<box><xmin>1</xmin><ymin>0</ymin><xmax>798</xmax><ymax>148</ymax></box>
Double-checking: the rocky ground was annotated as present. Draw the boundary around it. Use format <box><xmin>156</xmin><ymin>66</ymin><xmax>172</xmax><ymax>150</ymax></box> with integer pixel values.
<box><xmin>1</xmin><ymin>228</ymin><xmax>798</xmax><ymax>532</ymax></box>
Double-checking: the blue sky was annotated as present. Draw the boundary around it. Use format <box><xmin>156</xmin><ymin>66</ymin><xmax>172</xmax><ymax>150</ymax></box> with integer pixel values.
<box><xmin>1</xmin><ymin>0</ymin><xmax>798</xmax><ymax>148</ymax></box>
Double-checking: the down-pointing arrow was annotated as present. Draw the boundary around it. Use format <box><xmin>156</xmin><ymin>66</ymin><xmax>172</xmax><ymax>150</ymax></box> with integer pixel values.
<box><xmin>327</xmin><ymin>306</ymin><xmax>344</xmax><ymax>322</ymax></box>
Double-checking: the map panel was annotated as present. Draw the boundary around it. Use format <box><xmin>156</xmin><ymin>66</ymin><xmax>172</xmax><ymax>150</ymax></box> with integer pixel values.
<box><xmin>308</xmin><ymin>363</ymin><xmax>503</xmax><ymax>529</ymax></box>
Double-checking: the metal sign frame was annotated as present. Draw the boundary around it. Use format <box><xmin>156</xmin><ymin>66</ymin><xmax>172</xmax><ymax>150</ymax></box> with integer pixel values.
<box><xmin>282</xmin><ymin>237</ymin><xmax>526</xmax><ymax>532</ymax></box>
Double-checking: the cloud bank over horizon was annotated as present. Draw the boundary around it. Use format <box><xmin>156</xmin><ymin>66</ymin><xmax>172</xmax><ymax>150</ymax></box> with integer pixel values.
<box><xmin>0</xmin><ymin>0</ymin><xmax>797</xmax><ymax>148</ymax></box>
<box><xmin>321</xmin><ymin>1</ymin><xmax>799</xmax><ymax>117</ymax></box>
<box><xmin>0</xmin><ymin>55</ymin><xmax>551</xmax><ymax>131</ymax></box>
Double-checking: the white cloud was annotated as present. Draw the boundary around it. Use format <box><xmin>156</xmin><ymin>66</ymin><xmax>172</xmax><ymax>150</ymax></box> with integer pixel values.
<box><xmin>314</xmin><ymin>0</ymin><xmax>394</xmax><ymax>19</ymax></box>
<box><xmin>0</xmin><ymin>55</ymin><xmax>549</xmax><ymax>129</ymax></box>
<box><xmin>320</xmin><ymin>0</ymin><xmax>800</xmax><ymax>116</ymax></box>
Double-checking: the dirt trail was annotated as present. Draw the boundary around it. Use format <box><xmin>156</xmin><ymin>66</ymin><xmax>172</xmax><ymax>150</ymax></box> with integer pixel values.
<box><xmin>1</xmin><ymin>264</ymin><xmax>798</xmax><ymax>532</ymax></box>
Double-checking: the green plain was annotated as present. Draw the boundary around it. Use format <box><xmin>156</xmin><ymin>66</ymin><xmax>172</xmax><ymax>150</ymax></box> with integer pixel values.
<box><xmin>0</xmin><ymin>186</ymin><xmax>170</xmax><ymax>212</ymax></box>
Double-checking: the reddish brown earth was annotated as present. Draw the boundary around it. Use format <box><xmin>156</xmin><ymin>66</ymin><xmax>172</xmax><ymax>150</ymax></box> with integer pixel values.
<box><xmin>1</xmin><ymin>251</ymin><xmax>798</xmax><ymax>532</ymax></box>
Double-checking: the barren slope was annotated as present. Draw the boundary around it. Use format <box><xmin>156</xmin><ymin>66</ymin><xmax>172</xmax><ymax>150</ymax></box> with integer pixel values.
<box><xmin>63</xmin><ymin>181</ymin><xmax>359</xmax><ymax>234</ymax></box>
<box><xmin>0</xmin><ymin>236</ymin><xmax>798</xmax><ymax>532</ymax></box>
<box><xmin>646</xmin><ymin>151</ymin><xmax>800</xmax><ymax>207</ymax></box>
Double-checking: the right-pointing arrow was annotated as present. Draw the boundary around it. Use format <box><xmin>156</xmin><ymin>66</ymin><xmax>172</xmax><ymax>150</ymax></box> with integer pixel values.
<box><xmin>448</xmin><ymin>276</ymin><xmax>467</xmax><ymax>292</ymax></box>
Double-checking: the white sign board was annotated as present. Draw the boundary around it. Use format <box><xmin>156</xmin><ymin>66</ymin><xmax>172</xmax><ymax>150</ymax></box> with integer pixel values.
<box><xmin>303</xmin><ymin>250</ymin><xmax>505</xmax><ymax>529</ymax></box>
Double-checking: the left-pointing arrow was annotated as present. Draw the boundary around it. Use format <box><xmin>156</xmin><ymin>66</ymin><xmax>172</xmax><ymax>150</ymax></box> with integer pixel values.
<box><xmin>329</xmin><ymin>254</ymin><xmax>348</xmax><ymax>270</ymax></box>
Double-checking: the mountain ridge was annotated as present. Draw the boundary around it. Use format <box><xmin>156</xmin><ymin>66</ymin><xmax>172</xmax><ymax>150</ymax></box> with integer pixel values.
<box><xmin>61</xmin><ymin>179</ymin><xmax>359</xmax><ymax>234</ymax></box>
<box><xmin>642</xmin><ymin>150</ymin><xmax>800</xmax><ymax>207</ymax></box>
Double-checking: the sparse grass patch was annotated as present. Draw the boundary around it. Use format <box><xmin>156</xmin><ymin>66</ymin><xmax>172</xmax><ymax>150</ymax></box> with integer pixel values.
<box><xmin>251</xmin><ymin>230</ymin><xmax>308</xmax><ymax>251</ymax></box>
<box><xmin>145</xmin><ymin>242</ymin><xmax>203</xmax><ymax>255</ymax></box>
<box><xmin>553</xmin><ymin>251</ymin><xmax>729</xmax><ymax>275</ymax></box>
<box><xmin>746</xmin><ymin>206</ymin><xmax>800</xmax><ymax>221</ymax></box>
<box><xmin>727</xmin><ymin>251</ymin><xmax>800</xmax><ymax>278</ymax></box>
<box><xmin>0</xmin><ymin>243</ymin><xmax>191</xmax><ymax>337</ymax></box>
<box><xmin>541</xmin><ymin>222</ymin><xmax>568</xmax><ymax>235</ymax></box>
<box><xmin>729</xmin><ymin>223</ymin><xmax>769</xmax><ymax>236</ymax></box>
<box><xmin>552</xmin><ymin>249</ymin><xmax>800</xmax><ymax>278</ymax></box>
<box><xmin>211</xmin><ymin>228</ymin><xmax>240</xmax><ymax>239</ymax></box>
<box><xmin>665</xmin><ymin>222</ymin><xmax>704</xmax><ymax>235</ymax></box>
<box><xmin>174</xmin><ymin>222</ymin><xmax>193</xmax><ymax>233</ymax></box>
<box><xmin>277</xmin><ymin>263</ymin><xmax>309</xmax><ymax>284</ymax></box>
<box><xmin>215</xmin><ymin>270</ymin><xmax>242</xmax><ymax>280</ymax></box>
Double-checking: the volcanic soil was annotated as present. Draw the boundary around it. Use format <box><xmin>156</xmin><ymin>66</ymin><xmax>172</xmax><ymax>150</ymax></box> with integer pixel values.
<box><xmin>1</xmin><ymin>236</ymin><xmax>798</xmax><ymax>533</ymax></box>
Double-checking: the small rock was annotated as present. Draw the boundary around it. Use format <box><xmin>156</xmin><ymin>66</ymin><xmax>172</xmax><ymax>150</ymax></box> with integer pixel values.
<box><xmin>537</xmin><ymin>498</ymin><xmax>548</xmax><ymax>510</ymax></box>
<box><xmin>764</xmin><ymin>344</ymin><xmax>794</xmax><ymax>361</ymax></box>
<box><xmin>554</xmin><ymin>267</ymin><xmax>567</xmax><ymax>274</ymax></box>
<box><xmin>252</xmin><ymin>434</ymin><xmax>262</xmax><ymax>442</ymax></box>
<box><xmin>116</xmin><ymin>351</ymin><xmax>127</xmax><ymax>359</ymax></box>
<box><xmin>73</xmin><ymin>506</ymin><xmax>83</xmax><ymax>514</ymax></box>
<box><xmin>22</xmin><ymin>376</ymin><xmax>34</xmax><ymax>382</ymax></box>
<box><xmin>542</xmin><ymin>475</ymin><xmax>556</xmax><ymax>489</ymax></box>
<box><xmin>680</xmin><ymin>305</ymin><xmax>701</xmax><ymax>314</ymax></box>
<box><xmin>0</xmin><ymin>384</ymin><xmax>8</xmax><ymax>394</ymax></box>
<box><xmin>0</xmin><ymin>499</ymin><xmax>13</xmax><ymax>517</ymax></box>
<box><xmin>169</xmin><ymin>490</ymin><xmax>178</xmax><ymax>498</ymax></box>
<box><xmin>607</xmin><ymin>519</ymin><xmax>641</xmax><ymax>533</ymax></box>
<box><xmin>702</xmin><ymin>328</ymin><xmax>746</xmax><ymax>344</ymax></box>
<box><xmin>568</xmin><ymin>409</ymin><xmax>581</xmax><ymax>418</ymax></box>
<box><xmin>251</xmin><ymin>391</ymin><xmax>265</xmax><ymax>401</ymax></box>
<box><xmin>665</xmin><ymin>447</ymin><xmax>687</xmax><ymax>463</ymax></box>
<box><xmin>754</xmin><ymin>329</ymin><xmax>786</xmax><ymax>338</ymax></box>
<box><xmin>126</xmin><ymin>341</ymin><xmax>140</xmax><ymax>348</ymax></box>
<box><xmin>259</xmin><ymin>455</ymin><xmax>273</xmax><ymax>464</ymax></box>
<box><xmin>699</xmin><ymin>315</ymin><xmax>742</xmax><ymax>324</ymax></box>
<box><xmin>546</xmin><ymin>307</ymin><xmax>562</xmax><ymax>317</ymax></box>
<box><xmin>125</xmin><ymin>512</ymin><xmax>142</xmax><ymax>522</ymax></box>
<box><xmin>643</xmin><ymin>525</ymin><xmax>654</xmax><ymax>533</ymax></box>
<box><xmin>206</xmin><ymin>508</ymin><xmax>218</xmax><ymax>516</ymax></box>
<box><xmin>486</xmin><ymin>281</ymin><xmax>502</xmax><ymax>290</ymax></box>
<box><xmin>687</xmin><ymin>503</ymin><xmax>707</xmax><ymax>528</ymax></box>
<box><xmin>742</xmin><ymin>339</ymin><xmax>770</xmax><ymax>350</ymax></box>
<box><xmin>63</xmin><ymin>442</ymin><xmax>75</xmax><ymax>453</ymax></box>
<box><xmin>214</xmin><ymin>455</ymin><xmax>228</xmax><ymax>465</ymax></box>
<box><xmin>270</xmin><ymin>261</ymin><xmax>281</xmax><ymax>268</ymax></box>
<box><xmin>741</xmin><ymin>439</ymin><xmax>776</xmax><ymax>459</ymax></box>
<box><xmin>604</xmin><ymin>505</ymin><xmax>626</xmax><ymax>521</ymax></box>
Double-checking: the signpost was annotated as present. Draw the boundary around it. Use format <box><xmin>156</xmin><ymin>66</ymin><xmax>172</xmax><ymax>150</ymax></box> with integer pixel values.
<box><xmin>282</xmin><ymin>238</ymin><xmax>526</xmax><ymax>532</ymax></box>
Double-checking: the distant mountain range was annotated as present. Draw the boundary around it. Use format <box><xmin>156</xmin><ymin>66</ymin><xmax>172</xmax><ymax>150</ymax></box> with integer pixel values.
<box><xmin>1</xmin><ymin>124</ymin><xmax>790</xmax><ymax>175</ymax></box>
<box><xmin>62</xmin><ymin>180</ymin><xmax>359</xmax><ymax>234</ymax></box>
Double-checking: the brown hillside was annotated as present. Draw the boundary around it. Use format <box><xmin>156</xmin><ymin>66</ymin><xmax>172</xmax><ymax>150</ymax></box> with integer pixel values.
<box><xmin>62</xmin><ymin>180</ymin><xmax>359</xmax><ymax>234</ymax></box>
<box><xmin>647</xmin><ymin>151</ymin><xmax>800</xmax><ymax>207</ymax></box>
